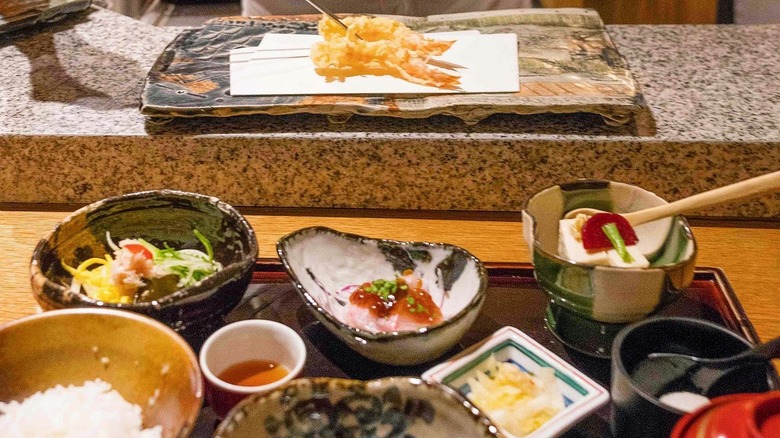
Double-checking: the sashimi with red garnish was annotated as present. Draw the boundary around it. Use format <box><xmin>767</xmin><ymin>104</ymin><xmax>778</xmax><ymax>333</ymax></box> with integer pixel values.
<box><xmin>342</xmin><ymin>269</ymin><xmax>443</xmax><ymax>332</ymax></box>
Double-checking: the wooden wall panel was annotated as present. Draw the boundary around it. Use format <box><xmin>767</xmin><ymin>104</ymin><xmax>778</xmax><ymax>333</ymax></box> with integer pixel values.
<box><xmin>539</xmin><ymin>0</ymin><xmax>585</xmax><ymax>7</ymax></box>
<box><xmin>539</xmin><ymin>0</ymin><xmax>718</xmax><ymax>24</ymax></box>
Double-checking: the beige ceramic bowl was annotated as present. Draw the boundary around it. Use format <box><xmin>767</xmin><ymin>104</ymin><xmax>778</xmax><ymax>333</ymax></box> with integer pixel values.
<box><xmin>0</xmin><ymin>308</ymin><xmax>203</xmax><ymax>438</ymax></box>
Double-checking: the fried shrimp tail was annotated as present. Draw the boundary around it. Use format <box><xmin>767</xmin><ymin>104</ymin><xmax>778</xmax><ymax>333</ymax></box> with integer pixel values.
<box><xmin>311</xmin><ymin>16</ymin><xmax>461</xmax><ymax>89</ymax></box>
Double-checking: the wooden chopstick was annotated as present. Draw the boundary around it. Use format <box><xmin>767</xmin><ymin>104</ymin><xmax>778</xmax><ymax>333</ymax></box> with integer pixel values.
<box><xmin>230</xmin><ymin>47</ymin><xmax>465</xmax><ymax>70</ymax></box>
<box><xmin>300</xmin><ymin>0</ymin><xmax>466</xmax><ymax>70</ymax></box>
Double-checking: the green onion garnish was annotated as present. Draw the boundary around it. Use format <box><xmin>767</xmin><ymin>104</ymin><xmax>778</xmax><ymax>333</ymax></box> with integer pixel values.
<box><xmin>602</xmin><ymin>223</ymin><xmax>634</xmax><ymax>263</ymax></box>
<box><xmin>193</xmin><ymin>229</ymin><xmax>214</xmax><ymax>262</ymax></box>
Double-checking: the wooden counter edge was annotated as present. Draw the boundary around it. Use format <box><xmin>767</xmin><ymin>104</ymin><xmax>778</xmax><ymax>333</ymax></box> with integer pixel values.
<box><xmin>1</xmin><ymin>210</ymin><xmax>777</xmax><ymax>345</ymax></box>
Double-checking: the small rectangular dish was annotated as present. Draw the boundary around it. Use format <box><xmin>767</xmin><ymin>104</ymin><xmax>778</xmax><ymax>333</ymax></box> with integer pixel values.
<box><xmin>422</xmin><ymin>325</ymin><xmax>610</xmax><ymax>438</ymax></box>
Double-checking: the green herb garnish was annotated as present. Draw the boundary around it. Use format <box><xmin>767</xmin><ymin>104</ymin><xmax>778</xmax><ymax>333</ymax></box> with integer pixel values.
<box><xmin>134</xmin><ymin>229</ymin><xmax>221</xmax><ymax>287</ymax></box>
<box><xmin>602</xmin><ymin>223</ymin><xmax>634</xmax><ymax>263</ymax></box>
<box><xmin>193</xmin><ymin>229</ymin><xmax>214</xmax><ymax>262</ymax></box>
<box><xmin>366</xmin><ymin>279</ymin><xmax>398</xmax><ymax>301</ymax></box>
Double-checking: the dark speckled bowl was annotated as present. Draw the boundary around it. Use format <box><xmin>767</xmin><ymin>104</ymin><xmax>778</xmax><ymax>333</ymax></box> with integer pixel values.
<box><xmin>30</xmin><ymin>190</ymin><xmax>258</xmax><ymax>348</ymax></box>
<box><xmin>214</xmin><ymin>377</ymin><xmax>502</xmax><ymax>438</ymax></box>
<box><xmin>611</xmin><ymin>317</ymin><xmax>777</xmax><ymax>438</ymax></box>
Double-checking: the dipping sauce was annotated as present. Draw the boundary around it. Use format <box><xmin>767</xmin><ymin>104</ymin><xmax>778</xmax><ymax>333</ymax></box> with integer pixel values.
<box><xmin>217</xmin><ymin>360</ymin><xmax>289</xmax><ymax>387</ymax></box>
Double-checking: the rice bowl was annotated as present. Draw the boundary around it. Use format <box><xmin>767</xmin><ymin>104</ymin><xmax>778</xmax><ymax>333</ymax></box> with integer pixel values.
<box><xmin>0</xmin><ymin>379</ymin><xmax>161</xmax><ymax>438</ymax></box>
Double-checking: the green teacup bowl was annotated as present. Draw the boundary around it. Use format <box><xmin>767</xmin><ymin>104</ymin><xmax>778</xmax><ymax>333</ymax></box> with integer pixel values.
<box><xmin>522</xmin><ymin>180</ymin><xmax>697</xmax><ymax>356</ymax></box>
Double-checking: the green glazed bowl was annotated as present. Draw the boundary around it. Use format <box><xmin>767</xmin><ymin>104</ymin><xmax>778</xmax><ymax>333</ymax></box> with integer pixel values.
<box><xmin>522</xmin><ymin>180</ymin><xmax>697</xmax><ymax>355</ymax></box>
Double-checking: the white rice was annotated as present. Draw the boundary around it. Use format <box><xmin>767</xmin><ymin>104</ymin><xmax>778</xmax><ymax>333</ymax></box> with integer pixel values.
<box><xmin>0</xmin><ymin>379</ymin><xmax>162</xmax><ymax>438</ymax></box>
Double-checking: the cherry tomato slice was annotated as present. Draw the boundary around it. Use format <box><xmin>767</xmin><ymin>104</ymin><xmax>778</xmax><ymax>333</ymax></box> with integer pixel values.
<box><xmin>123</xmin><ymin>243</ymin><xmax>153</xmax><ymax>260</ymax></box>
<box><xmin>581</xmin><ymin>213</ymin><xmax>639</xmax><ymax>250</ymax></box>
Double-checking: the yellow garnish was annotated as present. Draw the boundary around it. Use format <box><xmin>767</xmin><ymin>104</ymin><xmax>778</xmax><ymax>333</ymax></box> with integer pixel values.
<box><xmin>570</xmin><ymin>213</ymin><xmax>590</xmax><ymax>242</ymax></box>
<box><xmin>62</xmin><ymin>255</ymin><xmax>136</xmax><ymax>304</ymax></box>
<box><xmin>467</xmin><ymin>355</ymin><xmax>564</xmax><ymax>436</ymax></box>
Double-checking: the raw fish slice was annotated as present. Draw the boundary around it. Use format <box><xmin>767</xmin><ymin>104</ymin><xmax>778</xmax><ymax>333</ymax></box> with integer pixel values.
<box><xmin>344</xmin><ymin>305</ymin><xmax>399</xmax><ymax>332</ymax></box>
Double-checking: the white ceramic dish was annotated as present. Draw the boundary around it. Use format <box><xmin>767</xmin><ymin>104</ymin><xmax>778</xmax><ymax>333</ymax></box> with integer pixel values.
<box><xmin>276</xmin><ymin>226</ymin><xmax>487</xmax><ymax>366</ymax></box>
<box><xmin>422</xmin><ymin>326</ymin><xmax>610</xmax><ymax>438</ymax></box>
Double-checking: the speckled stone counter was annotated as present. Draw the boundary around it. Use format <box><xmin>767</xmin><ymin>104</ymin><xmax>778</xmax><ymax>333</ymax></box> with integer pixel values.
<box><xmin>1</xmin><ymin>7</ymin><xmax>779</xmax><ymax>218</ymax></box>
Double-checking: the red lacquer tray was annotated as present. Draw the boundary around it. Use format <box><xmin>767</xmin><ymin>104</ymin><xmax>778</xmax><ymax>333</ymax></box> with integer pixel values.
<box><xmin>192</xmin><ymin>261</ymin><xmax>772</xmax><ymax>437</ymax></box>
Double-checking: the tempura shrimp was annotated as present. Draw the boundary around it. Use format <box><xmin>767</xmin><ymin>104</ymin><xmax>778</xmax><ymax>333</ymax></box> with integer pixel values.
<box><xmin>311</xmin><ymin>16</ymin><xmax>460</xmax><ymax>89</ymax></box>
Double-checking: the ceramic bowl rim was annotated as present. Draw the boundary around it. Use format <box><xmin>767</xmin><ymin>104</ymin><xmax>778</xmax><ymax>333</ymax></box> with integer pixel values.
<box><xmin>523</xmin><ymin>179</ymin><xmax>698</xmax><ymax>271</ymax></box>
<box><xmin>215</xmin><ymin>376</ymin><xmax>502</xmax><ymax>438</ymax></box>
<box><xmin>276</xmin><ymin>226</ymin><xmax>489</xmax><ymax>342</ymax></box>
<box><xmin>0</xmin><ymin>307</ymin><xmax>204</xmax><ymax>430</ymax></box>
<box><xmin>30</xmin><ymin>189</ymin><xmax>258</xmax><ymax>309</ymax></box>
<box><xmin>611</xmin><ymin>316</ymin><xmax>764</xmax><ymax>416</ymax></box>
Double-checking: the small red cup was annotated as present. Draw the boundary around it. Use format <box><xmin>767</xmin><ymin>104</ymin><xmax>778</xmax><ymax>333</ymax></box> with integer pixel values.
<box><xmin>198</xmin><ymin>320</ymin><xmax>307</xmax><ymax>418</ymax></box>
<box><xmin>671</xmin><ymin>391</ymin><xmax>780</xmax><ymax>438</ymax></box>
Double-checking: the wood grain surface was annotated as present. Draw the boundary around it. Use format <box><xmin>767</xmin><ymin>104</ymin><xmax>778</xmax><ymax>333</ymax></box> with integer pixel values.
<box><xmin>539</xmin><ymin>0</ymin><xmax>718</xmax><ymax>24</ymax></box>
<box><xmin>1</xmin><ymin>210</ymin><xmax>778</xmax><ymax>345</ymax></box>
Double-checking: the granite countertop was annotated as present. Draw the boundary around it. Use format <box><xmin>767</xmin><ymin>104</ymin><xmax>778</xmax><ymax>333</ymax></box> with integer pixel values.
<box><xmin>1</xmin><ymin>7</ymin><xmax>778</xmax><ymax>218</ymax></box>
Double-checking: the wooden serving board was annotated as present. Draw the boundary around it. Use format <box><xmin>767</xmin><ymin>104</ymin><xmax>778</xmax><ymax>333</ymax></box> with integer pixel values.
<box><xmin>141</xmin><ymin>8</ymin><xmax>651</xmax><ymax>126</ymax></box>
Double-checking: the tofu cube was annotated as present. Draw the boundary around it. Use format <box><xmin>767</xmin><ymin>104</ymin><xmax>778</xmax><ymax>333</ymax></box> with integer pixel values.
<box><xmin>559</xmin><ymin>218</ymin><xmax>649</xmax><ymax>268</ymax></box>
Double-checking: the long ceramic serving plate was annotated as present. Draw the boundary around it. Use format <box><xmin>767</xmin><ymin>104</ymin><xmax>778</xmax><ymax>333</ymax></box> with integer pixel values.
<box><xmin>140</xmin><ymin>8</ymin><xmax>651</xmax><ymax>126</ymax></box>
<box><xmin>188</xmin><ymin>261</ymin><xmax>773</xmax><ymax>437</ymax></box>
<box><xmin>0</xmin><ymin>0</ymin><xmax>91</xmax><ymax>35</ymax></box>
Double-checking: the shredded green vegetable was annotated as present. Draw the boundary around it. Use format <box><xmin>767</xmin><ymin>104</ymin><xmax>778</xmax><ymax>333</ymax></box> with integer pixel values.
<box><xmin>602</xmin><ymin>223</ymin><xmax>634</xmax><ymax>263</ymax></box>
<box><xmin>193</xmin><ymin>229</ymin><xmax>214</xmax><ymax>261</ymax></box>
<box><xmin>135</xmin><ymin>230</ymin><xmax>222</xmax><ymax>287</ymax></box>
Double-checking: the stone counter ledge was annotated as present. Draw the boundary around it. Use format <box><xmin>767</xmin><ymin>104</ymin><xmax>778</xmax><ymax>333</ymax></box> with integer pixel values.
<box><xmin>1</xmin><ymin>8</ymin><xmax>778</xmax><ymax>218</ymax></box>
